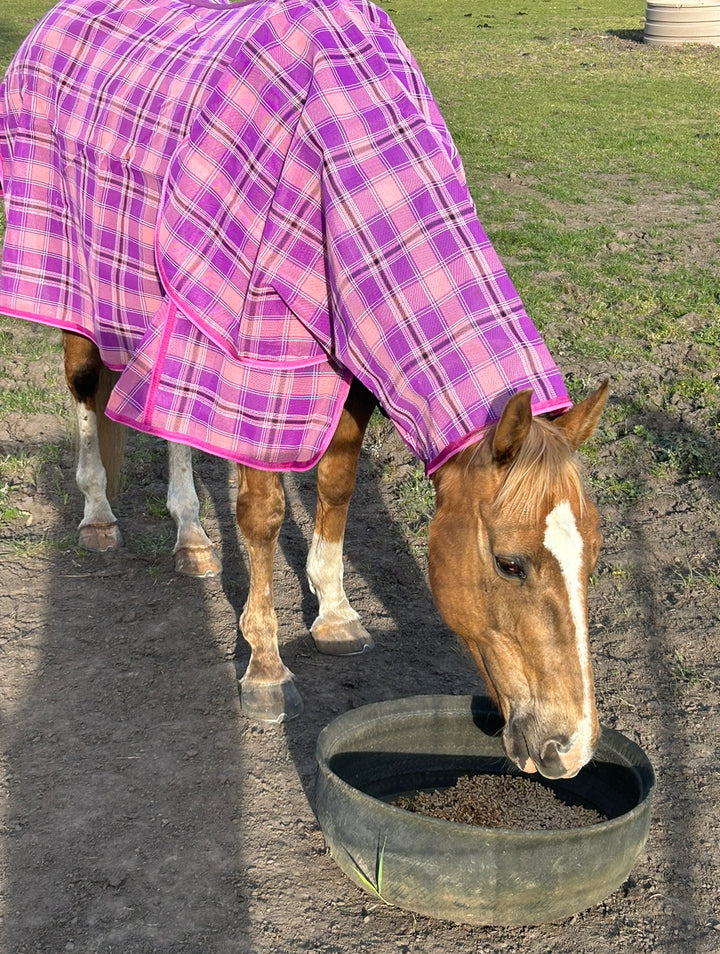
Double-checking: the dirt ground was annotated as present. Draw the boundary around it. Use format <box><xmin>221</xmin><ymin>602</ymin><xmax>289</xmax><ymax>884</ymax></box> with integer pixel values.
<box><xmin>1</xmin><ymin>309</ymin><xmax>720</xmax><ymax>951</ymax></box>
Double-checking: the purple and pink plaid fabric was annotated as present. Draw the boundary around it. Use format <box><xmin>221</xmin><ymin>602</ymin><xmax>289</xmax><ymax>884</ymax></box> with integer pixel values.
<box><xmin>0</xmin><ymin>0</ymin><xmax>571</xmax><ymax>472</ymax></box>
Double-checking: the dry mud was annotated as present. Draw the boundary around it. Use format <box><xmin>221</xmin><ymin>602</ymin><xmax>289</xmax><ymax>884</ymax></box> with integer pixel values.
<box><xmin>1</xmin><ymin>327</ymin><xmax>719</xmax><ymax>954</ymax></box>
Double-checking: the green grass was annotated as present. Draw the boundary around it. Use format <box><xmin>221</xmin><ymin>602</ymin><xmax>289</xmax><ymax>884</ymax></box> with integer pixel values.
<box><xmin>0</xmin><ymin>531</ymin><xmax>83</xmax><ymax>559</ymax></box>
<box><xmin>669</xmin><ymin>648</ymin><xmax>720</xmax><ymax>696</ymax></box>
<box><xmin>0</xmin><ymin>0</ymin><xmax>48</xmax><ymax>71</ymax></box>
<box><xmin>0</xmin><ymin>383</ymin><xmax>67</xmax><ymax>415</ymax></box>
<box><xmin>0</xmin><ymin>482</ymin><xmax>30</xmax><ymax>525</ymax></box>
<box><xmin>0</xmin><ymin>442</ymin><xmax>64</xmax><ymax>484</ymax></box>
<box><xmin>380</xmin><ymin>0</ymin><xmax>720</xmax><ymax>366</ymax></box>
<box><xmin>675</xmin><ymin>560</ymin><xmax>720</xmax><ymax>592</ymax></box>
<box><xmin>0</xmin><ymin>440</ymin><xmax>71</xmax><ymax>541</ymax></box>
<box><xmin>144</xmin><ymin>492</ymin><xmax>171</xmax><ymax>520</ymax></box>
<box><xmin>395</xmin><ymin>463</ymin><xmax>435</xmax><ymax>540</ymax></box>
<box><xmin>347</xmin><ymin>837</ymin><xmax>393</xmax><ymax>907</ymax></box>
<box><xmin>387</xmin><ymin>0</ymin><xmax>720</xmax><ymax>193</ymax></box>
<box><xmin>134</xmin><ymin>528</ymin><xmax>175</xmax><ymax>560</ymax></box>
<box><xmin>0</xmin><ymin>322</ymin><xmax>62</xmax><ymax>360</ymax></box>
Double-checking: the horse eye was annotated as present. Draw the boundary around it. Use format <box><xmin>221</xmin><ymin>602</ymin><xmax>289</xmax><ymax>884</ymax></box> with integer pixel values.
<box><xmin>494</xmin><ymin>556</ymin><xmax>527</xmax><ymax>581</ymax></box>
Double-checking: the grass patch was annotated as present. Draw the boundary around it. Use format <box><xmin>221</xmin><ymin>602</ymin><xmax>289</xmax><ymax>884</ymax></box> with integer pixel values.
<box><xmin>390</xmin><ymin>462</ymin><xmax>435</xmax><ymax>554</ymax></box>
<box><xmin>589</xmin><ymin>473</ymin><xmax>644</xmax><ymax>507</ymax></box>
<box><xmin>0</xmin><ymin>383</ymin><xmax>67</xmax><ymax>416</ymax></box>
<box><xmin>635</xmin><ymin>425</ymin><xmax>720</xmax><ymax>479</ymax></box>
<box><xmin>0</xmin><ymin>442</ymin><xmax>69</xmax><ymax>514</ymax></box>
<box><xmin>396</xmin><ymin>463</ymin><xmax>435</xmax><ymax>534</ymax></box>
<box><xmin>388</xmin><ymin>0</ymin><xmax>720</xmax><ymax>195</ymax></box>
<box><xmin>675</xmin><ymin>560</ymin><xmax>720</xmax><ymax>593</ymax></box>
<box><xmin>144</xmin><ymin>492</ymin><xmax>170</xmax><ymax>520</ymax></box>
<box><xmin>0</xmin><ymin>448</ymin><xmax>36</xmax><ymax>481</ymax></box>
<box><xmin>133</xmin><ymin>528</ymin><xmax>175</xmax><ymax>564</ymax></box>
<box><xmin>0</xmin><ymin>531</ymin><xmax>83</xmax><ymax>559</ymax></box>
<box><xmin>670</xmin><ymin>649</ymin><xmax>719</xmax><ymax>696</ymax></box>
<box><xmin>0</xmin><ymin>482</ymin><xmax>30</xmax><ymax>525</ymax></box>
<box><xmin>346</xmin><ymin>838</ymin><xmax>394</xmax><ymax>907</ymax></box>
<box><xmin>0</xmin><ymin>315</ymin><xmax>62</xmax><ymax>361</ymax></box>
<box><xmin>383</xmin><ymin>0</ymin><xmax>720</xmax><ymax>366</ymax></box>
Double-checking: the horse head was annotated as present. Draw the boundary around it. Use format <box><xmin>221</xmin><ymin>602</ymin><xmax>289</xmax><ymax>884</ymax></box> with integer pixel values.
<box><xmin>429</xmin><ymin>382</ymin><xmax>609</xmax><ymax>780</ymax></box>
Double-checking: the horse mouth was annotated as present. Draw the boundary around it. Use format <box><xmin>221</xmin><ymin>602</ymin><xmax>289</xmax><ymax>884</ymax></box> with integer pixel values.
<box><xmin>511</xmin><ymin>751</ymin><xmax>582</xmax><ymax>781</ymax></box>
<box><xmin>503</xmin><ymin>720</ymin><xmax>593</xmax><ymax>780</ymax></box>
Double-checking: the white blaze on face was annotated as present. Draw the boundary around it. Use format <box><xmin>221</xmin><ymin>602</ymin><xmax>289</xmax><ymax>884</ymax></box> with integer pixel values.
<box><xmin>543</xmin><ymin>500</ymin><xmax>594</xmax><ymax>765</ymax></box>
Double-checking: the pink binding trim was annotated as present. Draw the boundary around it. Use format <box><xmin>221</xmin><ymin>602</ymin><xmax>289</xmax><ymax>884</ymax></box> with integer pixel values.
<box><xmin>143</xmin><ymin>301</ymin><xmax>178</xmax><ymax>427</ymax></box>
<box><xmin>0</xmin><ymin>304</ymin><xmax>126</xmax><ymax>371</ymax></box>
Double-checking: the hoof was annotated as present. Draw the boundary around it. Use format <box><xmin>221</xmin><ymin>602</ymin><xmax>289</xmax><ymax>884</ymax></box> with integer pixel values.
<box><xmin>240</xmin><ymin>674</ymin><xmax>304</xmax><ymax>723</ymax></box>
<box><xmin>174</xmin><ymin>546</ymin><xmax>222</xmax><ymax>578</ymax></box>
<box><xmin>79</xmin><ymin>522</ymin><xmax>123</xmax><ymax>552</ymax></box>
<box><xmin>311</xmin><ymin>617</ymin><xmax>374</xmax><ymax>656</ymax></box>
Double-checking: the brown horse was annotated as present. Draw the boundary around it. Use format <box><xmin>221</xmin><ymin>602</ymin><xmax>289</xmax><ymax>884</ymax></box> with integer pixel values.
<box><xmin>63</xmin><ymin>327</ymin><xmax>607</xmax><ymax>781</ymax></box>
<box><xmin>2</xmin><ymin>0</ymin><xmax>609</xmax><ymax>781</ymax></box>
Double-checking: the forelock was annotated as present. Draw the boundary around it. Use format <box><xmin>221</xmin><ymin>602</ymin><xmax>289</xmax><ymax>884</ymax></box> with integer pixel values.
<box><xmin>493</xmin><ymin>417</ymin><xmax>583</xmax><ymax>521</ymax></box>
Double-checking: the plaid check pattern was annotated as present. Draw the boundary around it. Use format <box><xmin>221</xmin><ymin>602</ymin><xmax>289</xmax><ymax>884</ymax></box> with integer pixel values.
<box><xmin>0</xmin><ymin>0</ymin><xmax>571</xmax><ymax>472</ymax></box>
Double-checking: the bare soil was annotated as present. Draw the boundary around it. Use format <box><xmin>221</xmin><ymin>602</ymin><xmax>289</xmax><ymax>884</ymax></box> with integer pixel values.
<box><xmin>2</xmin><ymin>299</ymin><xmax>720</xmax><ymax>951</ymax></box>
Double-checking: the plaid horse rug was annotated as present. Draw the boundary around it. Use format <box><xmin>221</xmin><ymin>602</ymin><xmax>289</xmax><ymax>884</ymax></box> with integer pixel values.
<box><xmin>0</xmin><ymin>0</ymin><xmax>571</xmax><ymax>473</ymax></box>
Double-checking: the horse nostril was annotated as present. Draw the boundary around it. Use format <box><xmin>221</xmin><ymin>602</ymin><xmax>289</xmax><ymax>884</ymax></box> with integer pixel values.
<box><xmin>537</xmin><ymin>738</ymin><xmax>573</xmax><ymax>778</ymax></box>
<box><xmin>541</xmin><ymin>737</ymin><xmax>572</xmax><ymax>757</ymax></box>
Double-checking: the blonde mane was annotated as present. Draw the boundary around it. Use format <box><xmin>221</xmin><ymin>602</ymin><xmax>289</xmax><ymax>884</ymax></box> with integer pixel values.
<box><xmin>494</xmin><ymin>416</ymin><xmax>583</xmax><ymax>520</ymax></box>
<box><xmin>457</xmin><ymin>415</ymin><xmax>584</xmax><ymax>521</ymax></box>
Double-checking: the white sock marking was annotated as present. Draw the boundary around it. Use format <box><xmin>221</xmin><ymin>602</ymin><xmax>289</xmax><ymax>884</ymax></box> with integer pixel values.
<box><xmin>543</xmin><ymin>500</ymin><xmax>593</xmax><ymax>758</ymax></box>
<box><xmin>307</xmin><ymin>533</ymin><xmax>358</xmax><ymax>623</ymax></box>
<box><xmin>76</xmin><ymin>406</ymin><xmax>116</xmax><ymax>527</ymax></box>
<box><xmin>167</xmin><ymin>441</ymin><xmax>213</xmax><ymax>552</ymax></box>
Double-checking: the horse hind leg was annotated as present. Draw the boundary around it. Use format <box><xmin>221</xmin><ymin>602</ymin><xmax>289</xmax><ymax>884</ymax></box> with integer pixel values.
<box><xmin>166</xmin><ymin>441</ymin><xmax>221</xmax><ymax>577</ymax></box>
<box><xmin>307</xmin><ymin>380</ymin><xmax>376</xmax><ymax>655</ymax></box>
<box><xmin>235</xmin><ymin>465</ymin><xmax>303</xmax><ymax>722</ymax></box>
<box><xmin>63</xmin><ymin>332</ymin><xmax>124</xmax><ymax>552</ymax></box>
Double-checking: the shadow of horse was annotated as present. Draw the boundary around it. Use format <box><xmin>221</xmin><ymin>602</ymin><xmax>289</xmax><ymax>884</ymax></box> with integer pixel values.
<box><xmin>0</xmin><ymin>429</ymin><xmax>257</xmax><ymax>951</ymax></box>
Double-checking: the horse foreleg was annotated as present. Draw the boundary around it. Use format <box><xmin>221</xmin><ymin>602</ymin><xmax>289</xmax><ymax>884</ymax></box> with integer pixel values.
<box><xmin>166</xmin><ymin>441</ymin><xmax>221</xmax><ymax>577</ymax></box>
<box><xmin>63</xmin><ymin>332</ymin><xmax>122</xmax><ymax>552</ymax></box>
<box><xmin>235</xmin><ymin>465</ymin><xmax>303</xmax><ymax>722</ymax></box>
<box><xmin>74</xmin><ymin>403</ymin><xmax>123</xmax><ymax>551</ymax></box>
<box><xmin>307</xmin><ymin>380</ymin><xmax>376</xmax><ymax>655</ymax></box>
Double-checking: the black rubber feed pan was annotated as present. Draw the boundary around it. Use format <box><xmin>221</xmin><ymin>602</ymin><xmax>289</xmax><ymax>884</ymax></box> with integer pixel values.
<box><xmin>315</xmin><ymin>695</ymin><xmax>655</xmax><ymax>926</ymax></box>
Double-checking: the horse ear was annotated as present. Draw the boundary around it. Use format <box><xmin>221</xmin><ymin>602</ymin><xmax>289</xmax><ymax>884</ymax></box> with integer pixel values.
<box><xmin>492</xmin><ymin>389</ymin><xmax>533</xmax><ymax>465</ymax></box>
<box><xmin>553</xmin><ymin>379</ymin><xmax>609</xmax><ymax>449</ymax></box>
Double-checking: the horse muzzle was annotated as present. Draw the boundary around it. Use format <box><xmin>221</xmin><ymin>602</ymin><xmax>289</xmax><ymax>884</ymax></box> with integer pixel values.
<box><xmin>503</xmin><ymin>713</ymin><xmax>597</xmax><ymax>780</ymax></box>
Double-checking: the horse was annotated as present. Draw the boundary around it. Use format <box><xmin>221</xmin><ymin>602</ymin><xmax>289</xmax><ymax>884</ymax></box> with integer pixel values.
<box><xmin>1</xmin><ymin>0</ymin><xmax>608</xmax><ymax>780</ymax></box>
<box><xmin>63</xmin><ymin>323</ymin><xmax>609</xmax><ymax>779</ymax></box>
